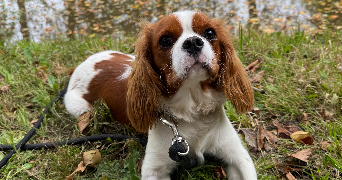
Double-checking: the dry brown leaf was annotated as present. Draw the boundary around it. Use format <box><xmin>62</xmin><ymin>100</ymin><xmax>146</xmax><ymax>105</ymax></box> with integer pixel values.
<box><xmin>290</xmin><ymin>131</ymin><xmax>313</xmax><ymax>145</ymax></box>
<box><xmin>319</xmin><ymin>141</ymin><xmax>331</xmax><ymax>150</ymax></box>
<box><xmin>240</xmin><ymin>128</ymin><xmax>257</xmax><ymax>149</ymax></box>
<box><xmin>298</xmin><ymin>113</ymin><xmax>308</xmax><ymax>125</ymax></box>
<box><xmin>69</xmin><ymin>68</ymin><xmax>76</xmax><ymax>75</ymax></box>
<box><xmin>82</xmin><ymin>150</ymin><xmax>101</xmax><ymax>167</ymax></box>
<box><xmin>214</xmin><ymin>166</ymin><xmax>227</xmax><ymax>179</ymax></box>
<box><xmin>257</xmin><ymin>126</ymin><xmax>264</xmax><ymax>151</ymax></box>
<box><xmin>4</xmin><ymin>107</ymin><xmax>15</xmax><ymax>118</ymax></box>
<box><xmin>284</xmin><ymin>121</ymin><xmax>302</xmax><ymax>134</ymax></box>
<box><xmin>264</xmin><ymin>129</ymin><xmax>279</xmax><ymax>144</ymax></box>
<box><xmin>38</xmin><ymin>65</ymin><xmax>47</xmax><ymax>73</ymax></box>
<box><xmin>77</xmin><ymin>111</ymin><xmax>92</xmax><ymax>135</ymax></box>
<box><xmin>250</xmin><ymin>70</ymin><xmax>265</xmax><ymax>83</ymax></box>
<box><xmin>38</xmin><ymin>72</ymin><xmax>48</xmax><ymax>84</ymax></box>
<box><xmin>55</xmin><ymin>63</ymin><xmax>64</xmax><ymax>74</ymax></box>
<box><xmin>30</xmin><ymin>119</ymin><xmax>38</xmax><ymax>127</ymax></box>
<box><xmin>245</xmin><ymin>60</ymin><xmax>259</xmax><ymax>71</ymax></box>
<box><xmin>65</xmin><ymin>161</ymin><xmax>87</xmax><ymax>180</ymax></box>
<box><xmin>1</xmin><ymin>84</ymin><xmax>10</xmax><ymax>92</ymax></box>
<box><xmin>286</xmin><ymin>172</ymin><xmax>297</xmax><ymax>180</ymax></box>
<box><xmin>273</xmin><ymin>121</ymin><xmax>291</xmax><ymax>139</ymax></box>
<box><xmin>252</xmin><ymin>107</ymin><xmax>261</xmax><ymax>115</ymax></box>
<box><xmin>250</xmin><ymin>64</ymin><xmax>260</xmax><ymax>74</ymax></box>
<box><xmin>290</xmin><ymin>148</ymin><xmax>313</xmax><ymax>162</ymax></box>
<box><xmin>263</xmin><ymin>142</ymin><xmax>272</xmax><ymax>151</ymax></box>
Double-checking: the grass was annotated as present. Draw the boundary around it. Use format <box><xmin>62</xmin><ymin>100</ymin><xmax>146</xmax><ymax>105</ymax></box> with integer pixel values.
<box><xmin>0</xmin><ymin>28</ymin><xmax>341</xmax><ymax>179</ymax></box>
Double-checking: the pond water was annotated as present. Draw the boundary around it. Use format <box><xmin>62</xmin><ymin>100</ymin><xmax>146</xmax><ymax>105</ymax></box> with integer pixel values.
<box><xmin>1</xmin><ymin>0</ymin><xmax>341</xmax><ymax>42</ymax></box>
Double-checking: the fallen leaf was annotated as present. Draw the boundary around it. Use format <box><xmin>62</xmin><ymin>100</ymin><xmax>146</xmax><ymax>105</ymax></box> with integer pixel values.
<box><xmin>298</xmin><ymin>113</ymin><xmax>308</xmax><ymax>125</ymax></box>
<box><xmin>252</xmin><ymin>107</ymin><xmax>261</xmax><ymax>115</ymax></box>
<box><xmin>290</xmin><ymin>148</ymin><xmax>313</xmax><ymax>162</ymax></box>
<box><xmin>250</xmin><ymin>70</ymin><xmax>265</xmax><ymax>83</ymax></box>
<box><xmin>250</xmin><ymin>64</ymin><xmax>260</xmax><ymax>74</ymax></box>
<box><xmin>77</xmin><ymin>111</ymin><xmax>92</xmax><ymax>135</ymax></box>
<box><xmin>240</xmin><ymin>128</ymin><xmax>257</xmax><ymax>149</ymax></box>
<box><xmin>38</xmin><ymin>65</ymin><xmax>47</xmax><ymax>73</ymax></box>
<box><xmin>55</xmin><ymin>63</ymin><xmax>64</xmax><ymax>74</ymax></box>
<box><xmin>65</xmin><ymin>161</ymin><xmax>87</xmax><ymax>180</ymax></box>
<box><xmin>286</xmin><ymin>172</ymin><xmax>297</xmax><ymax>180</ymax></box>
<box><xmin>263</xmin><ymin>142</ymin><xmax>272</xmax><ymax>151</ymax></box>
<box><xmin>30</xmin><ymin>119</ymin><xmax>38</xmax><ymax>127</ymax></box>
<box><xmin>273</xmin><ymin>121</ymin><xmax>291</xmax><ymax>139</ymax></box>
<box><xmin>0</xmin><ymin>84</ymin><xmax>10</xmax><ymax>92</ymax></box>
<box><xmin>290</xmin><ymin>131</ymin><xmax>313</xmax><ymax>145</ymax></box>
<box><xmin>69</xmin><ymin>68</ymin><xmax>76</xmax><ymax>75</ymax></box>
<box><xmin>329</xmin><ymin>15</ymin><xmax>338</xmax><ymax>20</ymax></box>
<box><xmin>264</xmin><ymin>129</ymin><xmax>279</xmax><ymax>144</ymax></box>
<box><xmin>319</xmin><ymin>141</ymin><xmax>331</xmax><ymax>150</ymax></box>
<box><xmin>257</xmin><ymin>126</ymin><xmax>264</xmax><ymax>151</ymax></box>
<box><xmin>284</xmin><ymin>121</ymin><xmax>302</xmax><ymax>133</ymax></box>
<box><xmin>214</xmin><ymin>166</ymin><xmax>226</xmax><ymax>179</ymax></box>
<box><xmin>4</xmin><ymin>107</ymin><xmax>15</xmax><ymax>118</ymax></box>
<box><xmin>82</xmin><ymin>150</ymin><xmax>101</xmax><ymax>167</ymax></box>
<box><xmin>245</xmin><ymin>60</ymin><xmax>259</xmax><ymax>71</ymax></box>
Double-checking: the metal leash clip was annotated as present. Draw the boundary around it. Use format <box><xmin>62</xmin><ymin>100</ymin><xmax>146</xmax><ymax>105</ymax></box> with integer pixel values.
<box><xmin>159</xmin><ymin>116</ymin><xmax>189</xmax><ymax>156</ymax></box>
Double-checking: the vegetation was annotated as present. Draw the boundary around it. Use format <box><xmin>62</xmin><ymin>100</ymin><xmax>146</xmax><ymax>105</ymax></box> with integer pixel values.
<box><xmin>0</xmin><ymin>28</ymin><xmax>341</xmax><ymax>179</ymax></box>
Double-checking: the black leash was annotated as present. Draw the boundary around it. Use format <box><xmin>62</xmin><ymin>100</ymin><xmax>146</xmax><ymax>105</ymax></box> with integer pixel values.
<box><xmin>0</xmin><ymin>87</ymin><xmax>147</xmax><ymax>169</ymax></box>
<box><xmin>0</xmin><ymin>87</ymin><xmax>68</xmax><ymax>169</ymax></box>
<box><xmin>0</xmin><ymin>134</ymin><xmax>147</xmax><ymax>151</ymax></box>
<box><xmin>0</xmin><ymin>86</ymin><xmax>197</xmax><ymax>170</ymax></box>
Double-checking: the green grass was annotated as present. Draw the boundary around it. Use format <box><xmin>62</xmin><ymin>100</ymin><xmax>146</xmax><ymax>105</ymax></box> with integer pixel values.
<box><xmin>0</xmin><ymin>29</ymin><xmax>341</xmax><ymax>179</ymax></box>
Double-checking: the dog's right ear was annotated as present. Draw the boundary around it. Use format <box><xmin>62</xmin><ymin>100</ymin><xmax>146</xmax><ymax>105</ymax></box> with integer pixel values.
<box><xmin>126</xmin><ymin>23</ymin><xmax>163</xmax><ymax>133</ymax></box>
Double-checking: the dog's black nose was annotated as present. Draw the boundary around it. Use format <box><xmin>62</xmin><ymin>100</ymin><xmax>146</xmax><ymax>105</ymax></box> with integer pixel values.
<box><xmin>182</xmin><ymin>36</ymin><xmax>204</xmax><ymax>56</ymax></box>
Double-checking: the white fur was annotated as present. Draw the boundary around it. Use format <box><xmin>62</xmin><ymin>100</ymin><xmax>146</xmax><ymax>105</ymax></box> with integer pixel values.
<box><xmin>64</xmin><ymin>51</ymin><xmax>134</xmax><ymax>117</ymax></box>
<box><xmin>142</xmin><ymin>85</ymin><xmax>257</xmax><ymax>180</ymax></box>
<box><xmin>117</xmin><ymin>65</ymin><xmax>132</xmax><ymax>81</ymax></box>
<box><xmin>172</xmin><ymin>11</ymin><xmax>215</xmax><ymax>78</ymax></box>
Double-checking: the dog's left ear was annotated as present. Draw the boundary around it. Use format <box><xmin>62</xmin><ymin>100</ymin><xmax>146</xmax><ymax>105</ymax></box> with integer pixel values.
<box><xmin>126</xmin><ymin>23</ymin><xmax>163</xmax><ymax>133</ymax></box>
<box><xmin>213</xmin><ymin>20</ymin><xmax>254</xmax><ymax>114</ymax></box>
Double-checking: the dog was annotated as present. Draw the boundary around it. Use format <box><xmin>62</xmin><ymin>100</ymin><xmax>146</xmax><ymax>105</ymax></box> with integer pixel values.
<box><xmin>64</xmin><ymin>10</ymin><xmax>257</xmax><ymax>180</ymax></box>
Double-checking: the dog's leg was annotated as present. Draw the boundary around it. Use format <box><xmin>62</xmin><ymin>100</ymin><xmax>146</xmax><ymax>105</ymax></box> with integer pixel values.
<box><xmin>64</xmin><ymin>90</ymin><xmax>91</xmax><ymax>117</ymax></box>
<box><xmin>212</xmin><ymin>108</ymin><xmax>257</xmax><ymax>180</ymax></box>
<box><xmin>141</xmin><ymin>121</ymin><xmax>177</xmax><ymax>180</ymax></box>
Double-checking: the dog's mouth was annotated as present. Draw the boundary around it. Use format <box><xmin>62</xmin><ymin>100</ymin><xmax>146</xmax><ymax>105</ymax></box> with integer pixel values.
<box><xmin>182</xmin><ymin>58</ymin><xmax>211</xmax><ymax>82</ymax></box>
<box><xmin>185</xmin><ymin>58</ymin><xmax>210</xmax><ymax>73</ymax></box>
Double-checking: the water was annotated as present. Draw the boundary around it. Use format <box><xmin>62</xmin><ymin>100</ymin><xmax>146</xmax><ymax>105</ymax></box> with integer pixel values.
<box><xmin>0</xmin><ymin>0</ymin><xmax>341</xmax><ymax>43</ymax></box>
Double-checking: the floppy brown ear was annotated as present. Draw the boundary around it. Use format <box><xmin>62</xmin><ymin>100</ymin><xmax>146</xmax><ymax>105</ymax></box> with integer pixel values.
<box><xmin>214</xmin><ymin>20</ymin><xmax>254</xmax><ymax>114</ymax></box>
<box><xmin>126</xmin><ymin>24</ymin><xmax>162</xmax><ymax>133</ymax></box>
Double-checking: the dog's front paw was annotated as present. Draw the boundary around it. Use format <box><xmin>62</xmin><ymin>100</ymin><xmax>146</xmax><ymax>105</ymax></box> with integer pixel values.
<box><xmin>141</xmin><ymin>174</ymin><xmax>171</xmax><ymax>180</ymax></box>
<box><xmin>226</xmin><ymin>163</ymin><xmax>257</xmax><ymax>180</ymax></box>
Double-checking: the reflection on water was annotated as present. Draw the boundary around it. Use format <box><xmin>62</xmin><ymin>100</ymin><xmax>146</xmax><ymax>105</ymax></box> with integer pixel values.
<box><xmin>0</xmin><ymin>0</ymin><xmax>341</xmax><ymax>42</ymax></box>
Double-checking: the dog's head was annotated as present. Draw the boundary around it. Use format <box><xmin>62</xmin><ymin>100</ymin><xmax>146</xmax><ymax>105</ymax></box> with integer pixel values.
<box><xmin>127</xmin><ymin>11</ymin><xmax>254</xmax><ymax>133</ymax></box>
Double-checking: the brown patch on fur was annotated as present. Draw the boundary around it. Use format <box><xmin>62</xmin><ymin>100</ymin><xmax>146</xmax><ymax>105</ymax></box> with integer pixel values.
<box><xmin>200</xmin><ymin>81</ymin><xmax>210</xmax><ymax>92</ymax></box>
<box><xmin>83</xmin><ymin>53</ymin><xmax>133</xmax><ymax>126</ymax></box>
<box><xmin>127</xmin><ymin>24</ymin><xmax>164</xmax><ymax>133</ymax></box>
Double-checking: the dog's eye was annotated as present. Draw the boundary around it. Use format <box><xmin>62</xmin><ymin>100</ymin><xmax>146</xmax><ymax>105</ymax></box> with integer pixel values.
<box><xmin>203</xmin><ymin>29</ymin><xmax>216</xmax><ymax>41</ymax></box>
<box><xmin>159</xmin><ymin>35</ymin><xmax>173</xmax><ymax>48</ymax></box>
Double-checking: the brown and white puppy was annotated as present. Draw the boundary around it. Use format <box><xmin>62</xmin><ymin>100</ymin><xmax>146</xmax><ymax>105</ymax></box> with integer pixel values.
<box><xmin>64</xmin><ymin>11</ymin><xmax>257</xmax><ymax>180</ymax></box>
